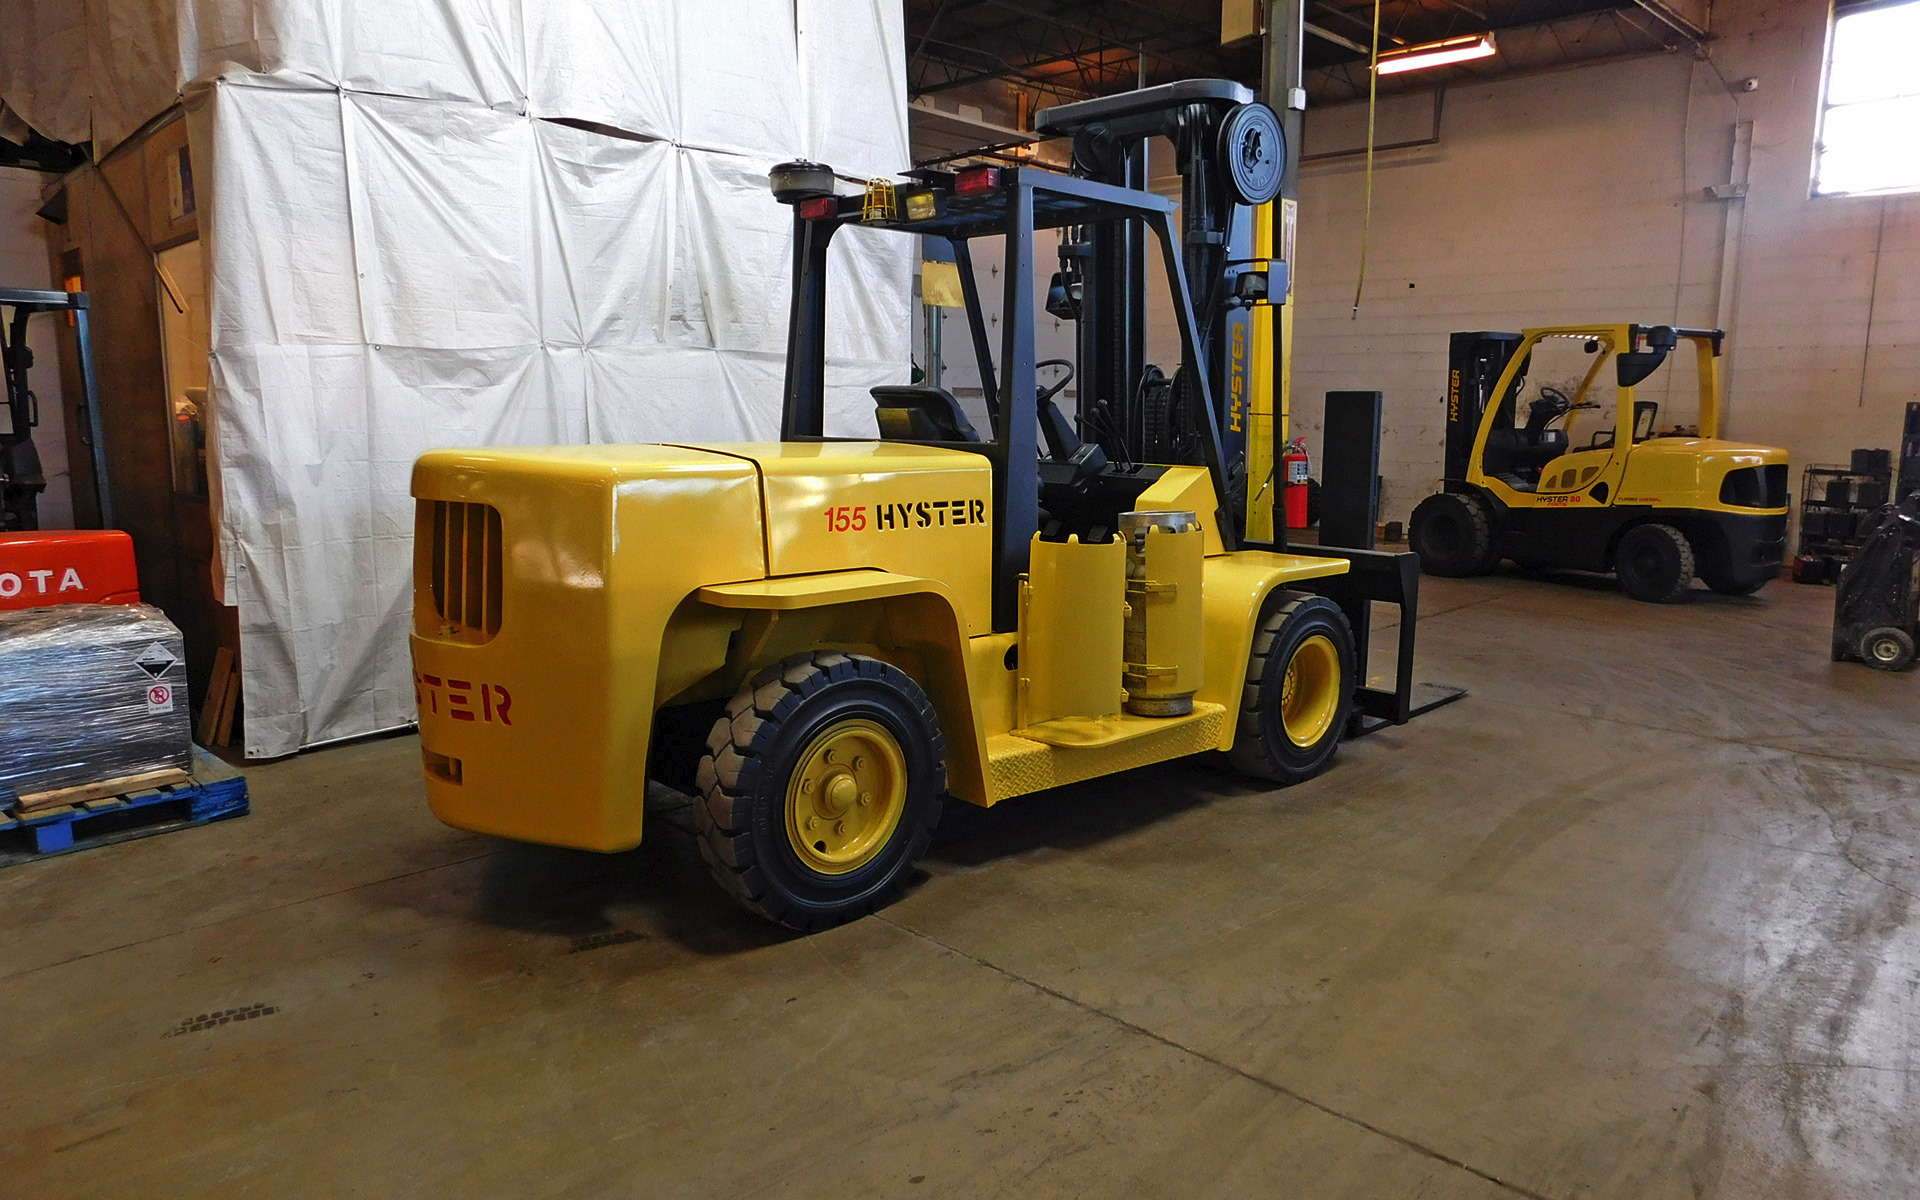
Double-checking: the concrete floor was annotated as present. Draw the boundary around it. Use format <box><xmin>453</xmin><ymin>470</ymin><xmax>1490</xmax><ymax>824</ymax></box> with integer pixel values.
<box><xmin>4</xmin><ymin>572</ymin><xmax>1917</xmax><ymax>1198</ymax></box>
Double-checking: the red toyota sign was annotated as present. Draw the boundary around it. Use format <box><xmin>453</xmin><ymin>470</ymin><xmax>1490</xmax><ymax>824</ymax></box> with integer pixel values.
<box><xmin>0</xmin><ymin>531</ymin><xmax>142</xmax><ymax>611</ymax></box>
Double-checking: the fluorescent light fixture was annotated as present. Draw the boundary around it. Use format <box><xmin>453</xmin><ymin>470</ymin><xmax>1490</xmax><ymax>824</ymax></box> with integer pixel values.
<box><xmin>1376</xmin><ymin>33</ymin><xmax>1497</xmax><ymax>75</ymax></box>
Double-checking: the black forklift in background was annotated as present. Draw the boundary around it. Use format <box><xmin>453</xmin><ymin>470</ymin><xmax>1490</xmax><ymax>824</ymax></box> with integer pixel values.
<box><xmin>2</xmin><ymin>297</ymin><xmax>53</xmax><ymax>530</ymax></box>
<box><xmin>0</xmin><ymin>288</ymin><xmax>110</xmax><ymax>530</ymax></box>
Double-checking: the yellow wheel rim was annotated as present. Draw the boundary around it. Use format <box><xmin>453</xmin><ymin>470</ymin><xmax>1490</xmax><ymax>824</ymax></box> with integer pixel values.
<box><xmin>784</xmin><ymin>718</ymin><xmax>908</xmax><ymax>876</ymax></box>
<box><xmin>1280</xmin><ymin>635</ymin><xmax>1341</xmax><ymax>748</ymax></box>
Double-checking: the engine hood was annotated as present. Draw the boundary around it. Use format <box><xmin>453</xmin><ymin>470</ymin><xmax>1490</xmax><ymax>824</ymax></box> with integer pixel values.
<box><xmin>668</xmin><ymin>440</ymin><xmax>996</xmax><ymax>635</ymax></box>
<box><xmin>1629</xmin><ymin>436</ymin><xmax>1786</xmax><ymax>465</ymax></box>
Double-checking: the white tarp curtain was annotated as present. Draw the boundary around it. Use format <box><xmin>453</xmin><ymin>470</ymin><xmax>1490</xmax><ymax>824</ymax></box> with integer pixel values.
<box><xmin>2</xmin><ymin>1</ymin><xmax>913</xmax><ymax>757</ymax></box>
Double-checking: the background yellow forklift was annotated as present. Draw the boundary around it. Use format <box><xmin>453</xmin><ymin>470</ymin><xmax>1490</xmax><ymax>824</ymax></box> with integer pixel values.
<box><xmin>1410</xmin><ymin>324</ymin><xmax>1790</xmax><ymax>602</ymax></box>
<box><xmin>409</xmin><ymin>86</ymin><xmax>1449</xmax><ymax>930</ymax></box>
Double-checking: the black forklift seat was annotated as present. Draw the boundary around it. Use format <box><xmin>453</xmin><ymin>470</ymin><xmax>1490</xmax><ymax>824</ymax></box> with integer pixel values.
<box><xmin>1483</xmin><ymin>428</ymin><xmax>1568</xmax><ymax>491</ymax></box>
<box><xmin>872</xmin><ymin>385</ymin><xmax>983</xmax><ymax>443</ymax></box>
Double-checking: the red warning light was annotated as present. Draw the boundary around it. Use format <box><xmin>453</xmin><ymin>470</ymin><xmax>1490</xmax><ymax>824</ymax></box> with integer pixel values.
<box><xmin>953</xmin><ymin>167</ymin><xmax>1001</xmax><ymax>196</ymax></box>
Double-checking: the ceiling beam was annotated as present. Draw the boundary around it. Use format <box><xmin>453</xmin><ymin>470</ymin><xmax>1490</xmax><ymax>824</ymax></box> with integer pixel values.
<box><xmin>1631</xmin><ymin>0</ymin><xmax>1706</xmax><ymax>44</ymax></box>
<box><xmin>1305</xmin><ymin>22</ymin><xmax>1372</xmax><ymax>54</ymax></box>
<box><xmin>908</xmin><ymin>1</ymin><xmax>1247</xmax><ymax>99</ymax></box>
<box><xmin>972</xmin><ymin>0</ymin><xmax>1209</xmax><ymax>74</ymax></box>
<box><xmin>1303</xmin><ymin>5</ymin><xmax>1675</xmax><ymax>102</ymax></box>
<box><xmin>914</xmin><ymin>33</ymin><xmax>1159</xmax><ymax>95</ymax></box>
<box><xmin>1310</xmin><ymin>1</ymin><xmax>1408</xmax><ymax>47</ymax></box>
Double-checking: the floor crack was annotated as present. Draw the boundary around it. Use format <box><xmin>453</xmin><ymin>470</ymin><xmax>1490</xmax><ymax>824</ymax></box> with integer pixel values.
<box><xmin>1792</xmin><ymin>759</ymin><xmax>1920</xmax><ymax>905</ymax></box>
<box><xmin>876</xmin><ymin>914</ymin><xmax>1562</xmax><ymax>1200</ymax></box>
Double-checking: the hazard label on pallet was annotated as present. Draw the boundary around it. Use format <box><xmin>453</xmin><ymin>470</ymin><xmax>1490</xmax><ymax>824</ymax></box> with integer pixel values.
<box><xmin>133</xmin><ymin>643</ymin><xmax>179</xmax><ymax>679</ymax></box>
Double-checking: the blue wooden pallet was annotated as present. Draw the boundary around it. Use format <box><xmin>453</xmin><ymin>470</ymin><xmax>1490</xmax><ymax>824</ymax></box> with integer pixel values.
<box><xmin>0</xmin><ymin>749</ymin><xmax>249</xmax><ymax>866</ymax></box>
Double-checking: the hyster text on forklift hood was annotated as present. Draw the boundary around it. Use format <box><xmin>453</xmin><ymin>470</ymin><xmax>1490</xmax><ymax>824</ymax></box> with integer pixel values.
<box><xmin>407</xmin><ymin>440</ymin><xmax>991</xmax><ymax>850</ymax></box>
<box><xmin>674</xmin><ymin>441</ymin><xmax>995</xmax><ymax>636</ymax></box>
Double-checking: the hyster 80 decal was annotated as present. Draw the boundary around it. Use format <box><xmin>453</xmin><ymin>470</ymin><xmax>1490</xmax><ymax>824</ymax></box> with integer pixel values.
<box><xmin>825</xmin><ymin>500</ymin><xmax>986</xmax><ymax>533</ymax></box>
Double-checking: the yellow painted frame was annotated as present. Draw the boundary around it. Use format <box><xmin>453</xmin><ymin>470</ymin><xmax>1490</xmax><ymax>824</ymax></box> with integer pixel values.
<box><xmin>411</xmin><ymin>437</ymin><xmax>1360</xmax><ymax>847</ymax></box>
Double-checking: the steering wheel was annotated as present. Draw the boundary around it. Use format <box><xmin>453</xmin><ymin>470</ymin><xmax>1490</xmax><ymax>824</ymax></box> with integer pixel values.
<box><xmin>1036</xmin><ymin>358</ymin><xmax>1075</xmax><ymax>406</ymax></box>
<box><xmin>1523</xmin><ymin>385</ymin><xmax>1573</xmax><ymax>437</ymax></box>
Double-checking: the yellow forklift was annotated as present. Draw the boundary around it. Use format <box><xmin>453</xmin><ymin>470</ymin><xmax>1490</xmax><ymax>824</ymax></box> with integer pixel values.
<box><xmin>1410</xmin><ymin>324</ymin><xmax>1790</xmax><ymax>602</ymax></box>
<box><xmin>408</xmin><ymin>87</ymin><xmax>1445</xmax><ymax>929</ymax></box>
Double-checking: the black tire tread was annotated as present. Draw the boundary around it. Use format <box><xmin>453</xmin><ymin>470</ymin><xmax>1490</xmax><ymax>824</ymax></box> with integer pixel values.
<box><xmin>1411</xmin><ymin>492</ymin><xmax>1497</xmax><ymax>577</ymax></box>
<box><xmin>1616</xmin><ymin>523</ymin><xmax>1695</xmax><ymax>603</ymax></box>
<box><xmin>694</xmin><ymin>651</ymin><xmax>944</xmax><ymax>931</ymax></box>
<box><xmin>1860</xmin><ymin>626</ymin><xmax>1917</xmax><ymax>671</ymax></box>
<box><xmin>1227</xmin><ymin>592</ymin><xmax>1354</xmax><ymax>783</ymax></box>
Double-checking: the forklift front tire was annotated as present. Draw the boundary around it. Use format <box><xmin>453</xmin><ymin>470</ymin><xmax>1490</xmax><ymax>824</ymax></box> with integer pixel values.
<box><xmin>1614</xmin><ymin>523</ymin><xmax>1695</xmax><ymax>603</ymax></box>
<box><xmin>1228</xmin><ymin>593</ymin><xmax>1355</xmax><ymax>785</ymax></box>
<box><xmin>1860</xmin><ymin>627</ymin><xmax>1916</xmax><ymax>671</ymax></box>
<box><xmin>696</xmin><ymin>651</ymin><xmax>945</xmax><ymax>931</ymax></box>
<box><xmin>1410</xmin><ymin>492</ymin><xmax>1496</xmax><ymax>577</ymax></box>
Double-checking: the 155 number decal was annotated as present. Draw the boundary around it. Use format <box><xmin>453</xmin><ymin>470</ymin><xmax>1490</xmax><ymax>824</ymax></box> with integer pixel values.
<box><xmin>824</xmin><ymin>505</ymin><xmax>867</xmax><ymax>532</ymax></box>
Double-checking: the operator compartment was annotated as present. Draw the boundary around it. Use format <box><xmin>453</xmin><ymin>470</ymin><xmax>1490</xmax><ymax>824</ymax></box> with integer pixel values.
<box><xmin>410</xmin><ymin>444</ymin><xmax>763</xmax><ymax>851</ymax></box>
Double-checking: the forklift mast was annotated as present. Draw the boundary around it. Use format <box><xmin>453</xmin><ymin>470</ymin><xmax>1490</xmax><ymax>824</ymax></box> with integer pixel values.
<box><xmin>1033</xmin><ymin>81</ymin><xmax>1286</xmax><ymax>532</ymax></box>
<box><xmin>1444</xmin><ymin>331</ymin><xmax>1525</xmax><ymax>487</ymax></box>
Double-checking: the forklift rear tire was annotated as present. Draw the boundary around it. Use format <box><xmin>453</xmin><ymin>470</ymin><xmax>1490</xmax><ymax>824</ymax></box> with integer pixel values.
<box><xmin>1860</xmin><ymin>627</ymin><xmax>1916</xmax><ymax>671</ymax></box>
<box><xmin>1228</xmin><ymin>593</ymin><xmax>1355</xmax><ymax>785</ymax></box>
<box><xmin>1614</xmin><ymin>523</ymin><xmax>1695</xmax><ymax>603</ymax></box>
<box><xmin>1410</xmin><ymin>493</ymin><xmax>1496</xmax><ymax>577</ymax></box>
<box><xmin>696</xmin><ymin>651</ymin><xmax>945</xmax><ymax>931</ymax></box>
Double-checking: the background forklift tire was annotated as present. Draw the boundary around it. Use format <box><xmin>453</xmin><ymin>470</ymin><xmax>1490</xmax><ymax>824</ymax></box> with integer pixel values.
<box><xmin>696</xmin><ymin>651</ymin><xmax>944</xmax><ymax>931</ymax></box>
<box><xmin>1229</xmin><ymin>593</ymin><xmax>1355</xmax><ymax>785</ymax></box>
<box><xmin>1614</xmin><ymin>523</ymin><xmax>1695</xmax><ymax>603</ymax></box>
<box><xmin>1410</xmin><ymin>492</ymin><xmax>1497</xmax><ymax>577</ymax></box>
<box><xmin>1860</xmin><ymin>627</ymin><xmax>1916</xmax><ymax>671</ymax></box>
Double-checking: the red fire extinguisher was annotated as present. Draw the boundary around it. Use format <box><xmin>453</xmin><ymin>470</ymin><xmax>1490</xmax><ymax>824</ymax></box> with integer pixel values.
<box><xmin>1282</xmin><ymin>437</ymin><xmax>1312</xmax><ymax>529</ymax></box>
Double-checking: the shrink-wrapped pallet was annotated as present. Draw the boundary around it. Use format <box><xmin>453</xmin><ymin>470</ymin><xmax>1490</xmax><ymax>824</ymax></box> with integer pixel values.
<box><xmin>0</xmin><ymin>604</ymin><xmax>193</xmax><ymax>804</ymax></box>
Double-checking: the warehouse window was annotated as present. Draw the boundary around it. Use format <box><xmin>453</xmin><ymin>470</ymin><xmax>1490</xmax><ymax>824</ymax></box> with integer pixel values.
<box><xmin>1814</xmin><ymin>0</ymin><xmax>1920</xmax><ymax>196</ymax></box>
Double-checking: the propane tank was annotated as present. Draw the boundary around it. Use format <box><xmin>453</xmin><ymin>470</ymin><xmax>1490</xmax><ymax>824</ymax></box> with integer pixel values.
<box><xmin>1282</xmin><ymin>437</ymin><xmax>1312</xmax><ymax>530</ymax></box>
<box><xmin>1119</xmin><ymin>510</ymin><xmax>1205</xmax><ymax>717</ymax></box>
